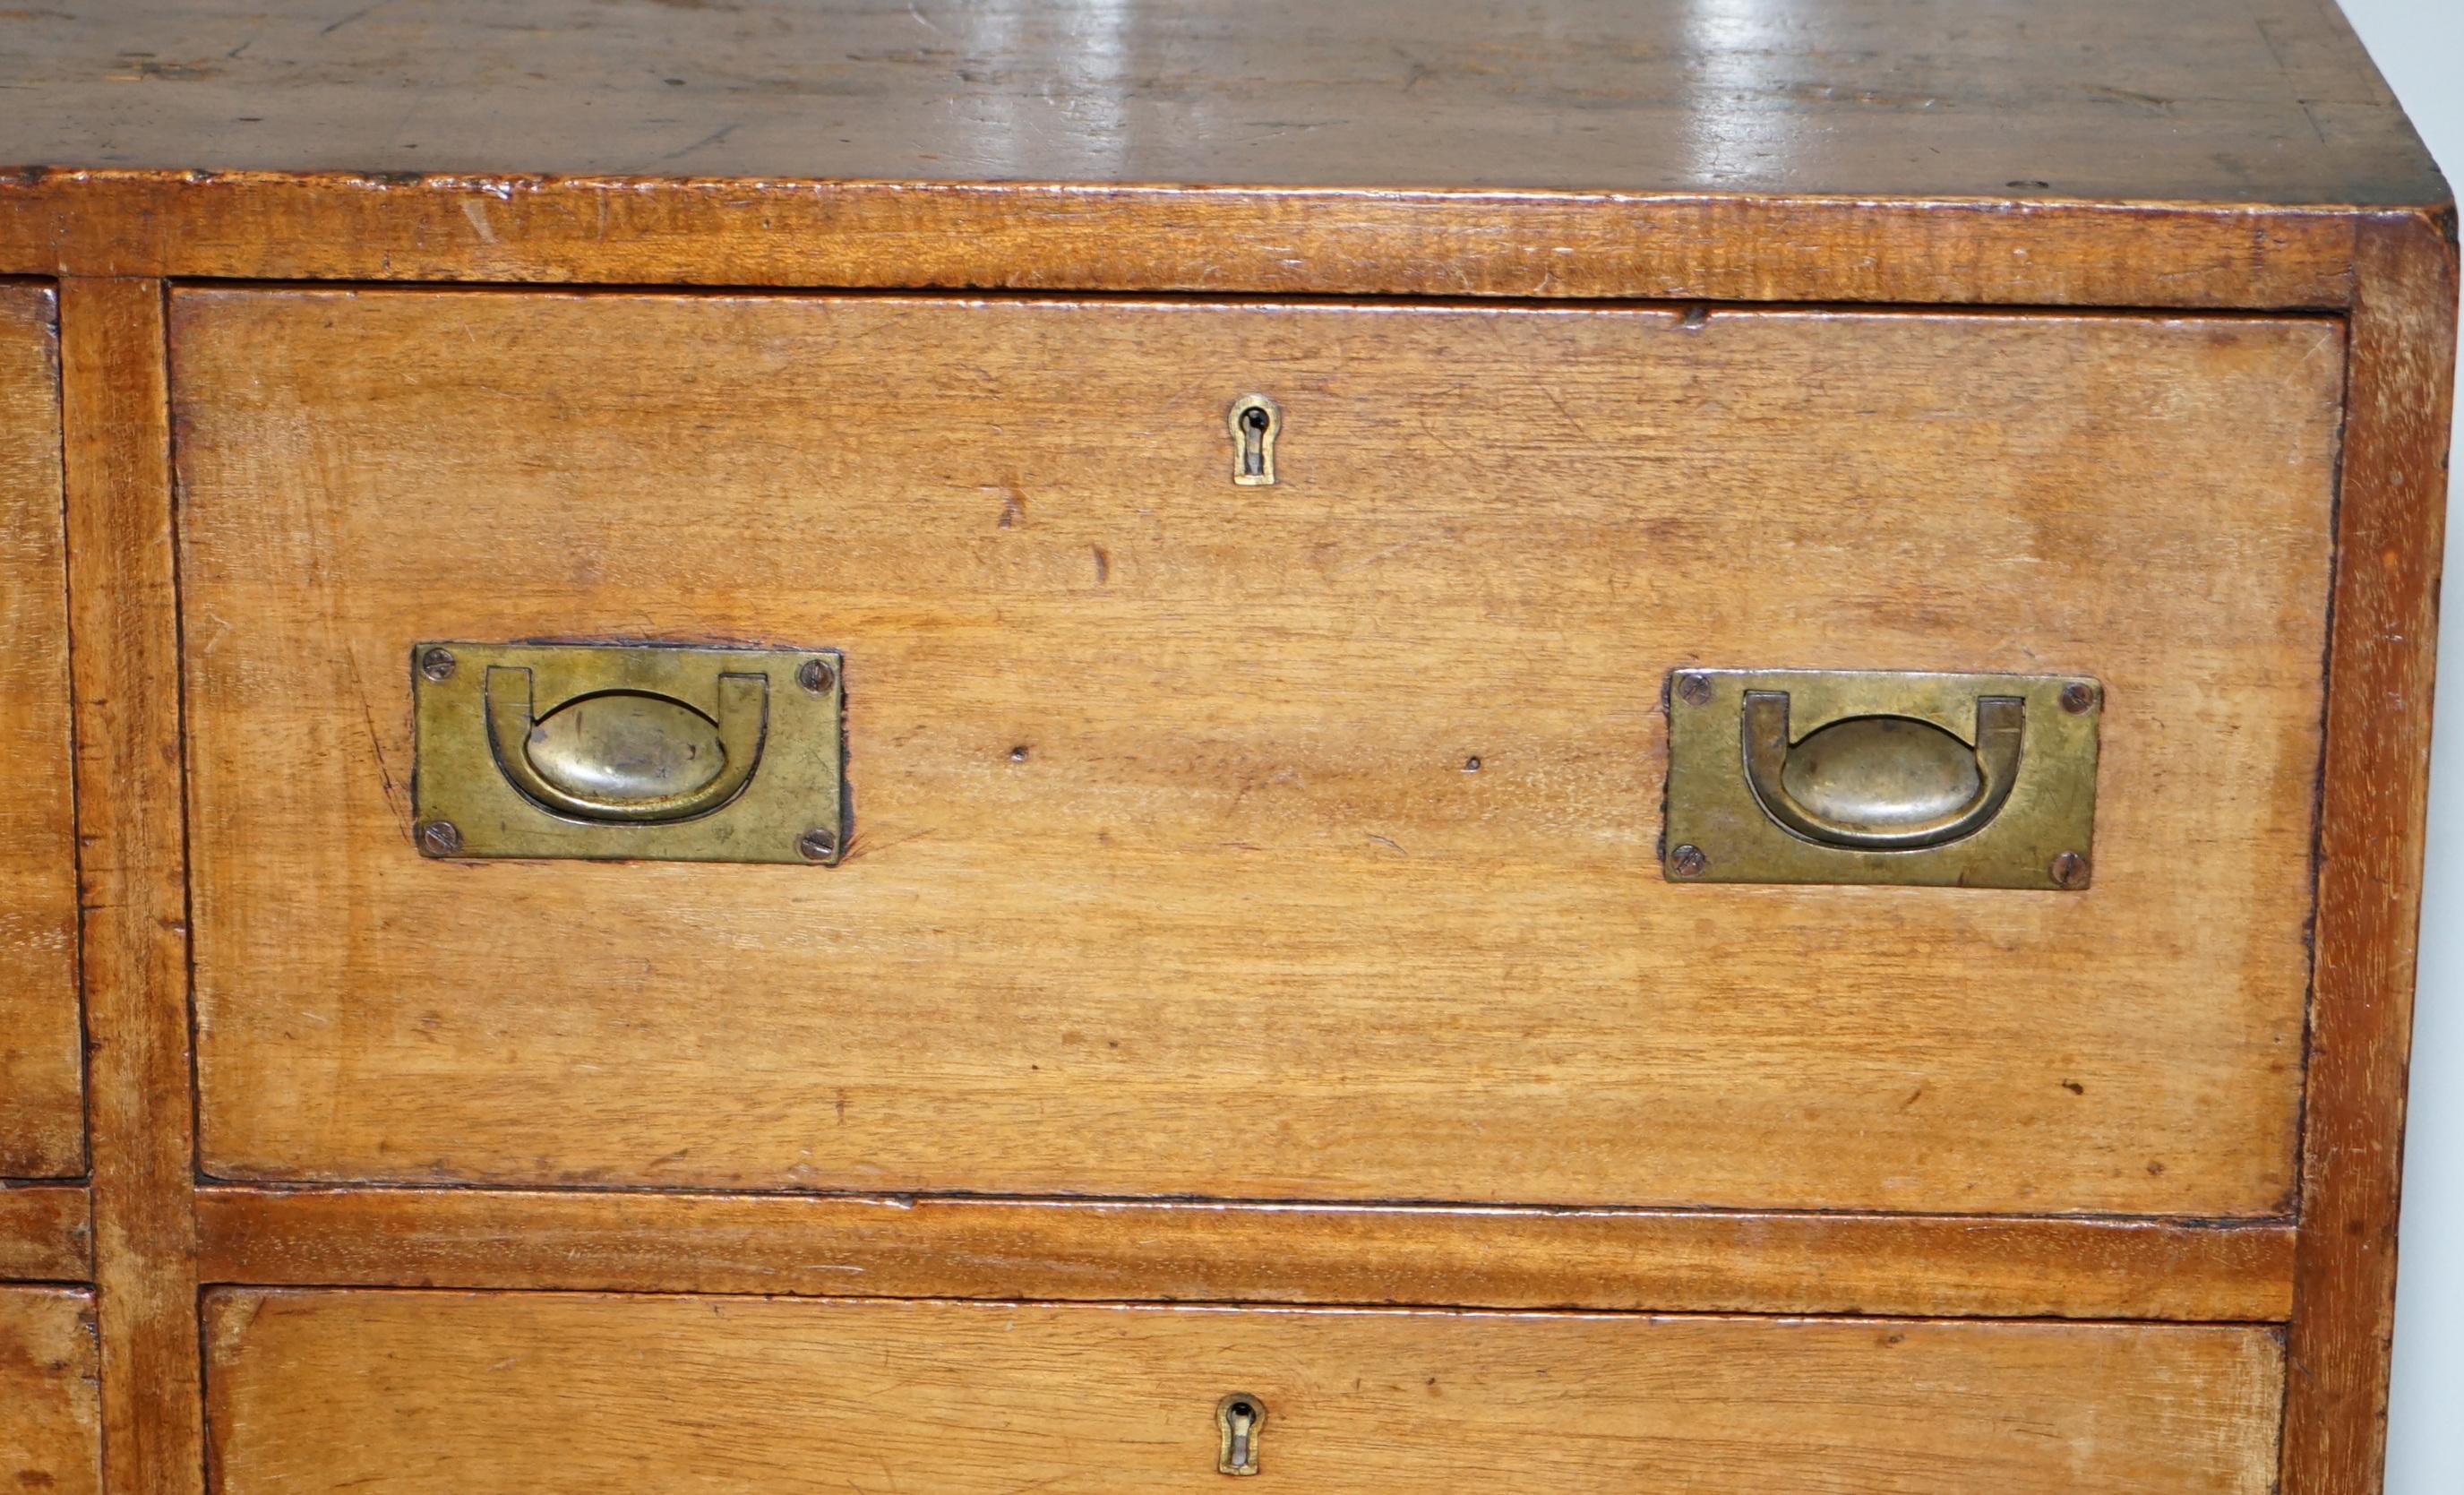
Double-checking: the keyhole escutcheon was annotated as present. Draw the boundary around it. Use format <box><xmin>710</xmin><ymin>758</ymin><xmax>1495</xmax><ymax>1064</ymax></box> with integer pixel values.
<box><xmin>1228</xmin><ymin>395</ymin><xmax>1282</xmax><ymax>486</ymax></box>
<box><xmin>1216</xmin><ymin>1392</ymin><xmax>1266</xmax><ymax>1475</ymax></box>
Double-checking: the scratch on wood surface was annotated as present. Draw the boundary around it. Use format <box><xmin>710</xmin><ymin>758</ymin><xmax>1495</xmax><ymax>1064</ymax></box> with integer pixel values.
<box><xmin>319</xmin><ymin>0</ymin><xmax>393</xmax><ymax>37</ymax></box>
<box><xmin>354</xmin><ymin>683</ymin><xmax>406</xmax><ymax>824</ymax></box>
<box><xmin>662</xmin><ymin>123</ymin><xmax>740</xmax><ymax>164</ymax></box>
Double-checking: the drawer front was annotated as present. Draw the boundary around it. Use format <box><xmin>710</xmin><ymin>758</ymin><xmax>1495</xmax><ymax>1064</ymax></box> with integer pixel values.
<box><xmin>173</xmin><ymin>291</ymin><xmax>2341</xmax><ymax>1213</ymax></box>
<box><xmin>0</xmin><ymin>286</ymin><xmax>80</xmax><ymax>1181</ymax></box>
<box><xmin>0</xmin><ymin>1287</ymin><xmax>101</xmax><ymax>1495</ymax></box>
<box><xmin>204</xmin><ymin>1289</ymin><xmax>2283</xmax><ymax>1493</ymax></box>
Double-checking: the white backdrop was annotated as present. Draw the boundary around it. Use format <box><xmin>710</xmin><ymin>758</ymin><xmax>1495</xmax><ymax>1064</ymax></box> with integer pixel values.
<box><xmin>2336</xmin><ymin>2</ymin><xmax>2462</xmax><ymax>1491</ymax></box>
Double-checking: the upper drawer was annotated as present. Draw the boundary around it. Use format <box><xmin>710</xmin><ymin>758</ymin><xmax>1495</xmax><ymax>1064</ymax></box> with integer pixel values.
<box><xmin>0</xmin><ymin>285</ymin><xmax>81</xmax><ymax>1181</ymax></box>
<box><xmin>204</xmin><ymin>1290</ymin><xmax>2284</xmax><ymax>1494</ymax></box>
<box><xmin>171</xmin><ymin>291</ymin><xmax>2341</xmax><ymax>1214</ymax></box>
<box><xmin>0</xmin><ymin>1287</ymin><xmax>101</xmax><ymax>1495</ymax></box>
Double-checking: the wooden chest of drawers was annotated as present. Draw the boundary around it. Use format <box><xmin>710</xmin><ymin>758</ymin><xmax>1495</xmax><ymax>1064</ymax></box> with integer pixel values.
<box><xmin>0</xmin><ymin>2</ymin><xmax>2453</xmax><ymax>1491</ymax></box>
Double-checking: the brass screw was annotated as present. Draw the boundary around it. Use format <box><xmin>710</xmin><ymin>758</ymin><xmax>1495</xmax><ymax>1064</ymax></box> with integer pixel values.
<box><xmin>1676</xmin><ymin>674</ymin><xmax>1713</xmax><ymax>707</ymax></box>
<box><xmin>416</xmin><ymin>820</ymin><xmax>462</xmax><ymax>857</ymax></box>
<box><xmin>797</xmin><ymin>827</ymin><xmax>838</xmax><ymax>862</ymax></box>
<box><xmin>419</xmin><ymin>647</ymin><xmax>458</xmax><ymax>682</ymax></box>
<box><xmin>2050</xmin><ymin>851</ymin><xmax>2091</xmax><ymax>889</ymax></box>
<box><xmin>1669</xmin><ymin>844</ymin><xmax>1709</xmax><ymax>878</ymax></box>
<box><xmin>2059</xmin><ymin>681</ymin><xmax>2099</xmax><ymax>714</ymax></box>
<box><xmin>797</xmin><ymin>657</ymin><xmax>837</xmax><ymax>694</ymax></box>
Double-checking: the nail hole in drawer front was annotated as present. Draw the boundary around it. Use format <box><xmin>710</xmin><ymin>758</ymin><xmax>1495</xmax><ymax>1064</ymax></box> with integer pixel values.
<box><xmin>202</xmin><ymin>1292</ymin><xmax>2285</xmax><ymax>1494</ymax></box>
<box><xmin>170</xmin><ymin>291</ymin><xmax>2340</xmax><ymax>1216</ymax></box>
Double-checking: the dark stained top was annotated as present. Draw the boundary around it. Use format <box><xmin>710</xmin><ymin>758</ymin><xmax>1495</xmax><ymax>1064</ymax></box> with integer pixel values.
<box><xmin>0</xmin><ymin>0</ymin><xmax>2445</xmax><ymax>207</ymax></box>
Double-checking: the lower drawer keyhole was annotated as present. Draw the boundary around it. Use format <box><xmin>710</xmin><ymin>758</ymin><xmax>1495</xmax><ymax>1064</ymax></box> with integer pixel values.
<box><xmin>1216</xmin><ymin>1392</ymin><xmax>1266</xmax><ymax>1476</ymax></box>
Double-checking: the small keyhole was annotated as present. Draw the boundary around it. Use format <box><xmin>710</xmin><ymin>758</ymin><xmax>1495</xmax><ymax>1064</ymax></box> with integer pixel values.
<box><xmin>1217</xmin><ymin>1392</ymin><xmax>1266</xmax><ymax>1476</ymax></box>
<box><xmin>1228</xmin><ymin>396</ymin><xmax>1281</xmax><ymax>486</ymax></box>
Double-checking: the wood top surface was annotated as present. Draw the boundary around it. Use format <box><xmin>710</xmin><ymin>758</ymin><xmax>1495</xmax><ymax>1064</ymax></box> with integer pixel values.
<box><xmin>0</xmin><ymin>0</ymin><xmax>2443</xmax><ymax>208</ymax></box>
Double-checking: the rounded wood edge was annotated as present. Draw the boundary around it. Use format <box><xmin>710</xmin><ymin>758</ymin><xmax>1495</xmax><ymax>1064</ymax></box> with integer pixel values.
<box><xmin>2281</xmin><ymin>208</ymin><xmax>2460</xmax><ymax>1495</ymax></box>
<box><xmin>0</xmin><ymin>170</ymin><xmax>2392</xmax><ymax>309</ymax></box>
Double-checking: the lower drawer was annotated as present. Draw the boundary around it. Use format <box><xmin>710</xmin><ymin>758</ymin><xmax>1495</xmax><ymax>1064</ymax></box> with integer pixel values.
<box><xmin>205</xmin><ymin>1290</ymin><xmax>2283</xmax><ymax>1492</ymax></box>
<box><xmin>0</xmin><ymin>1287</ymin><xmax>100</xmax><ymax>1495</ymax></box>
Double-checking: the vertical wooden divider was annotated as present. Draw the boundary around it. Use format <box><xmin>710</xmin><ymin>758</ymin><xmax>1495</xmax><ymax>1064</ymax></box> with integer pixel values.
<box><xmin>2280</xmin><ymin>211</ymin><xmax>2460</xmax><ymax>1495</ymax></box>
<box><xmin>60</xmin><ymin>277</ymin><xmax>203</xmax><ymax>1495</ymax></box>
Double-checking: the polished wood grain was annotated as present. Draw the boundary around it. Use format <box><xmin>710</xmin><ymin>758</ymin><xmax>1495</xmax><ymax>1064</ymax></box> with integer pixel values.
<box><xmin>0</xmin><ymin>282</ymin><xmax>80</xmax><ymax>1182</ymax></box>
<box><xmin>60</xmin><ymin>279</ymin><xmax>200</xmax><ymax>1495</ymax></box>
<box><xmin>176</xmin><ymin>290</ymin><xmax>2341</xmax><ymax>1216</ymax></box>
<box><xmin>0</xmin><ymin>175</ymin><xmax>2392</xmax><ymax>312</ymax></box>
<box><xmin>0</xmin><ymin>0</ymin><xmax>2436</xmax><ymax>205</ymax></box>
<box><xmin>0</xmin><ymin>0</ymin><xmax>2441</xmax><ymax>305</ymax></box>
<box><xmin>2280</xmin><ymin>212</ymin><xmax>2460</xmax><ymax>1495</ymax></box>
<box><xmin>0</xmin><ymin>1185</ymin><xmax>90</xmax><ymax>1283</ymax></box>
<box><xmin>203</xmin><ymin>1289</ymin><xmax>2288</xmax><ymax>1494</ymax></box>
<box><xmin>0</xmin><ymin>1287</ymin><xmax>100</xmax><ymax>1495</ymax></box>
<box><xmin>194</xmin><ymin>1185</ymin><xmax>2297</xmax><ymax>1323</ymax></box>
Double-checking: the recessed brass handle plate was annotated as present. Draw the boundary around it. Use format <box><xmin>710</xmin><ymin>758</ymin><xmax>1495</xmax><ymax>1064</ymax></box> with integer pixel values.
<box><xmin>1665</xmin><ymin>669</ymin><xmax>2099</xmax><ymax>889</ymax></box>
<box><xmin>412</xmin><ymin>642</ymin><xmax>846</xmax><ymax>864</ymax></box>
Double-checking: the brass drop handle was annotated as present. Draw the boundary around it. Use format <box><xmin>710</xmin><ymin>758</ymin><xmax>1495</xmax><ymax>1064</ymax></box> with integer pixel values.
<box><xmin>1741</xmin><ymin>690</ymin><xmax>2024</xmax><ymax>851</ymax></box>
<box><xmin>485</xmin><ymin>665</ymin><xmax>769</xmax><ymax>823</ymax></box>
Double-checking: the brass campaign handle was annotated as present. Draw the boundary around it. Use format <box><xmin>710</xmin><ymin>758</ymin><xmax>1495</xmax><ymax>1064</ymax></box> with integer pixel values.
<box><xmin>1741</xmin><ymin>690</ymin><xmax>2024</xmax><ymax>851</ymax></box>
<box><xmin>485</xmin><ymin>665</ymin><xmax>768</xmax><ymax>823</ymax></box>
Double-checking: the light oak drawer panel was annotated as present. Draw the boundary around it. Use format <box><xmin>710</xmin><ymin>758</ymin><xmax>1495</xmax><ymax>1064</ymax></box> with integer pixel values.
<box><xmin>0</xmin><ymin>285</ymin><xmax>80</xmax><ymax>1181</ymax></box>
<box><xmin>0</xmin><ymin>1287</ymin><xmax>101</xmax><ymax>1495</ymax></box>
<box><xmin>204</xmin><ymin>1289</ymin><xmax>2282</xmax><ymax>1494</ymax></box>
<box><xmin>173</xmin><ymin>291</ymin><xmax>2341</xmax><ymax>1213</ymax></box>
